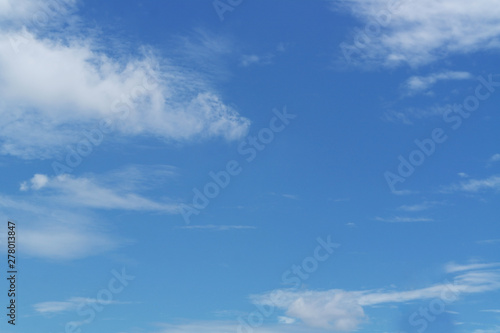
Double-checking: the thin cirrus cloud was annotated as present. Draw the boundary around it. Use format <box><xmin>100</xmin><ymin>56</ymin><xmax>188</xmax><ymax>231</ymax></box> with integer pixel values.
<box><xmin>34</xmin><ymin>297</ymin><xmax>130</xmax><ymax>315</ymax></box>
<box><xmin>335</xmin><ymin>0</ymin><xmax>500</xmax><ymax>67</ymax></box>
<box><xmin>489</xmin><ymin>154</ymin><xmax>500</xmax><ymax>163</ymax></box>
<box><xmin>477</xmin><ymin>239</ymin><xmax>500</xmax><ymax>245</ymax></box>
<box><xmin>239</xmin><ymin>43</ymin><xmax>286</xmax><ymax>67</ymax></box>
<box><xmin>375</xmin><ymin>216</ymin><xmax>433</xmax><ymax>223</ymax></box>
<box><xmin>251</xmin><ymin>263</ymin><xmax>500</xmax><ymax>331</ymax></box>
<box><xmin>176</xmin><ymin>225</ymin><xmax>256</xmax><ymax>231</ymax></box>
<box><xmin>444</xmin><ymin>175</ymin><xmax>500</xmax><ymax>193</ymax></box>
<box><xmin>383</xmin><ymin>105</ymin><xmax>451</xmax><ymax>125</ymax></box>
<box><xmin>0</xmin><ymin>0</ymin><xmax>250</xmax><ymax>159</ymax></box>
<box><xmin>397</xmin><ymin>201</ymin><xmax>443</xmax><ymax>212</ymax></box>
<box><xmin>404</xmin><ymin>71</ymin><xmax>473</xmax><ymax>94</ymax></box>
<box><xmin>445</xmin><ymin>262</ymin><xmax>500</xmax><ymax>273</ymax></box>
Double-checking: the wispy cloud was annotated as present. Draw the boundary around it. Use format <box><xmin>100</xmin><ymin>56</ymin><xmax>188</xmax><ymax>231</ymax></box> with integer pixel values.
<box><xmin>252</xmin><ymin>263</ymin><xmax>500</xmax><ymax>331</ymax></box>
<box><xmin>240</xmin><ymin>54</ymin><xmax>274</xmax><ymax>67</ymax></box>
<box><xmin>444</xmin><ymin>175</ymin><xmax>500</xmax><ymax>193</ymax></box>
<box><xmin>278</xmin><ymin>316</ymin><xmax>296</xmax><ymax>324</ymax></box>
<box><xmin>383</xmin><ymin>105</ymin><xmax>451</xmax><ymax>125</ymax></box>
<box><xmin>19</xmin><ymin>171</ymin><xmax>180</xmax><ymax>213</ymax></box>
<box><xmin>34</xmin><ymin>297</ymin><xmax>130</xmax><ymax>315</ymax></box>
<box><xmin>472</xmin><ymin>327</ymin><xmax>500</xmax><ymax>333</ymax></box>
<box><xmin>445</xmin><ymin>262</ymin><xmax>500</xmax><ymax>273</ymax></box>
<box><xmin>239</xmin><ymin>43</ymin><xmax>286</xmax><ymax>67</ymax></box>
<box><xmin>375</xmin><ymin>216</ymin><xmax>433</xmax><ymax>223</ymax></box>
<box><xmin>176</xmin><ymin>225</ymin><xmax>256</xmax><ymax>231</ymax></box>
<box><xmin>397</xmin><ymin>201</ymin><xmax>443</xmax><ymax>212</ymax></box>
<box><xmin>477</xmin><ymin>239</ymin><xmax>500</xmax><ymax>245</ymax></box>
<box><xmin>0</xmin><ymin>4</ymin><xmax>250</xmax><ymax>159</ymax></box>
<box><xmin>269</xmin><ymin>192</ymin><xmax>300</xmax><ymax>200</ymax></box>
<box><xmin>1</xmin><ymin>165</ymin><xmax>183</xmax><ymax>260</ymax></box>
<box><xmin>491</xmin><ymin>154</ymin><xmax>500</xmax><ymax>162</ymax></box>
<box><xmin>154</xmin><ymin>321</ymin><xmax>318</xmax><ymax>333</ymax></box>
<box><xmin>335</xmin><ymin>0</ymin><xmax>500</xmax><ymax>67</ymax></box>
<box><xmin>404</xmin><ymin>71</ymin><xmax>472</xmax><ymax>94</ymax></box>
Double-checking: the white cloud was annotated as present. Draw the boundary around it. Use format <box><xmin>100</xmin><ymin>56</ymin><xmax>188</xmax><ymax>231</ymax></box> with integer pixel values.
<box><xmin>2</xmin><ymin>165</ymin><xmax>183</xmax><ymax>260</ymax></box>
<box><xmin>490</xmin><ymin>154</ymin><xmax>500</xmax><ymax>162</ymax></box>
<box><xmin>20</xmin><ymin>173</ymin><xmax>48</xmax><ymax>190</ymax></box>
<box><xmin>34</xmin><ymin>297</ymin><xmax>129</xmax><ymax>314</ymax></box>
<box><xmin>473</xmin><ymin>327</ymin><xmax>500</xmax><ymax>333</ymax></box>
<box><xmin>0</xmin><ymin>198</ymin><xmax>121</xmax><ymax>260</ymax></box>
<box><xmin>405</xmin><ymin>71</ymin><xmax>472</xmax><ymax>93</ymax></box>
<box><xmin>3</xmin><ymin>164</ymin><xmax>185</xmax><ymax>260</ymax></box>
<box><xmin>176</xmin><ymin>225</ymin><xmax>256</xmax><ymax>231</ymax></box>
<box><xmin>282</xmin><ymin>194</ymin><xmax>299</xmax><ymax>200</ymax></box>
<box><xmin>336</xmin><ymin>0</ymin><xmax>500</xmax><ymax>67</ymax></box>
<box><xmin>22</xmin><ymin>225</ymin><xmax>120</xmax><ymax>260</ymax></box>
<box><xmin>253</xmin><ymin>264</ymin><xmax>500</xmax><ymax>331</ymax></box>
<box><xmin>278</xmin><ymin>316</ymin><xmax>296</xmax><ymax>324</ymax></box>
<box><xmin>477</xmin><ymin>239</ymin><xmax>500</xmax><ymax>245</ymax></box>
<box><xmin>154</xmin><ymin>321</ymin><xmax>317</xmax><ymax>333</ymax></box>
<box><xmin>0</xmin><ymin>2</ymin><xmax>250</xmax><ymax>159</ymax></box>
<box><xmin>240</xmin><ymin>54</ymin><xmax>274</xmax><ymax>67</ymax></box>
<box><xmin>18</xmin><ymin>172</ymin><xmax>181</xmax><ymax>213</ymax></box>
<box><xmin>445</xmin><ymin>262</ymin><xmax>500</xmax><ymax>273</ymax></box>
<box><xmin>397</xmin><ymin>201</ymin><xmax>442</xmax><ymax>212</ymax></box>
<box><xmin>383</xmin><ymin>105</ymin><xmax>451</xmax><ymax>125</ymax></box>
<box><xmin>375</xmin><ymin>216</ymin><xmax>433</xmax><ymax>223</ymax></box>
<box><xmin>0</xmin><ymin>0</ymin><xmax>66</xmax><ymax>23</ymax></box>
<box><xmin>239</xmin><ymin>43</ymin><xmax>285</xmax><ymax>67</ymax></box>
<box><xmin>445</xmin><ymin>175</ymin><xmax>500</xmax><ymax>192</ymax></box>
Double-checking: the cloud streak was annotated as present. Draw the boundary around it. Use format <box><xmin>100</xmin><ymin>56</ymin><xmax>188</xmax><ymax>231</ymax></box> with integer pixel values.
<box><xmin>252</xmin><ymin>263</ymin><xmax>500</xmax><ymax>331</ymax></box>
<box><xmin>404</xmin><ymin>71</ymin><xmax>472</xmax><ymax>94</ymax></box>
<box><xmin>336</xmin><ymin>0</ymin><xmax>500</xmax><ymax>67</ymax></box>
<box><xmin>19</xmin><ymin>172</ymin><xmax>181</xmax><ymax>213</ymax></box>
<box><xmin>444</xmin><ymin>175</ymin><xmax>500</xmax><ymax>193</ymax></box>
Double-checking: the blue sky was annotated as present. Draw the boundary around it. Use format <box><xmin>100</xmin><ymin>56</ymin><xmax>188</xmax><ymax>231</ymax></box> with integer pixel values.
<box><xmin>0</xmin><ymin>0</ymin><xmax>500</xmax><ymax>332</ymax></box>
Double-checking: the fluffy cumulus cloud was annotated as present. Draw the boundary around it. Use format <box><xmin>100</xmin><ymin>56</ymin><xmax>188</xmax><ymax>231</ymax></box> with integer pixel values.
<box><xmin>336</xmin><ymin>0</ymin><xmax>500</xmax><ymax>67</ymax></box>
<box><xmin>0</xmin><ymin>0</ymin><xmax>250</xmax><ymax>159</ymax></box>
